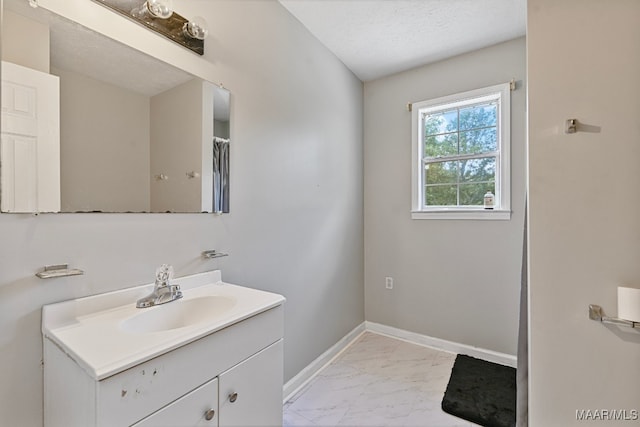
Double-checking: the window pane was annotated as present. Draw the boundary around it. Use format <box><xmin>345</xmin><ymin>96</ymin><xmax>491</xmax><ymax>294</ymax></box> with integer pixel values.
<box><xmin>459</xmin><ymin>157</ymin><xmax>496</xmax><ymax>183</ymax></box>
<box><xmin>424</xmin><ymin>109</ymin><xmax>458</xmax><ymax>136</ymax></box>
<box><xmin>460</xmin><ymin>127</ymin><xmax>497</xmax><ymax>154</ymax></box>
<box><xmin>425</xmin><ymin>185</ymin><xmax>457</xmax><ymax>206</ymax></box>
<box><xmin>412</xmin><ymin>85</ymin><xmax>510</xmax><ymax>215</ymax></box>
<box><xmin>459</xmin><ymin>182</ymin><xmax>495</xmax><ymax>206</ymax></box>
<box><xmin>425</xmin><ymin>133</ymin><xmax>458</xmax><ymax>157</ymax></box>
<box><xmin>425</xmin><ymin>161</ymin><xmax>457</xmax><ymax>185</ymax></box>
<box><xmin>459</xmin><ymin>103</ymin><xmax>497</xmax><ymax>131</ymax></box>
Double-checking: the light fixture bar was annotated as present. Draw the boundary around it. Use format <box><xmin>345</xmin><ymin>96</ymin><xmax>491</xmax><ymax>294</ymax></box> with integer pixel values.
<box><xmin>91</xmin><ymin>0</ymin><xmax>204</xmax><ymax>55</ymax></box>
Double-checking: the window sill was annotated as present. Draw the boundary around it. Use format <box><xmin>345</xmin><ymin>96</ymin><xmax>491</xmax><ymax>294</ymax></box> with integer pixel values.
<box><xmin>411</xmin><ymin>209</ymin><xmax>511</xmax><ymax>221</ymax></box>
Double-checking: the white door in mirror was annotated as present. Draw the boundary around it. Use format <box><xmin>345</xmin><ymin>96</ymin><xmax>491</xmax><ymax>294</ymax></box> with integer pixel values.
<box><xmin>1</xmin><ymin>61</ymin><xmax>60</xmax><ymax>213</ymax></box>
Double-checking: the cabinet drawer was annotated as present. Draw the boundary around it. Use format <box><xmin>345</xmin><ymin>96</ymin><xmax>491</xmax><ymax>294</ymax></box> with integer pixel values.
<box><xmin>133</xmin><ymin>377</ymin><xmax>219</xmax><ymax>427</ymax></box>
<box><xmin>97</xmin><ymin>304</ymin><xmax>283</xmax><ymax>426</ymax></box>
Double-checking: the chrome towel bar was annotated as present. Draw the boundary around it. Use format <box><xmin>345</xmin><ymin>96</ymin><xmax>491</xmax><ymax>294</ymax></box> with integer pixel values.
<box><xmin>202</xmin><ymin>250</ymin><xmax>228</xmax><ymax>259</ymax></box>
<box><xmin>589</xmin><ymin>304</ymin><xmax>639</xmax><ymax>329</ymax></box>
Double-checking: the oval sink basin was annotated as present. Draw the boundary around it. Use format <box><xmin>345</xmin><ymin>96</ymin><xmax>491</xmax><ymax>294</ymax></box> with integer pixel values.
<box><xmin>121</xmin><ymin>295</ymin><xmax>236</xmax><ymax>333</ymax></box>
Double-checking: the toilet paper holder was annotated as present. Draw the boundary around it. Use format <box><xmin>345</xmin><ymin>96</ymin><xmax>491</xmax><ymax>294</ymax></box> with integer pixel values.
<box><xmin>589</xmin><ymin>304</ymin><xmax>639</xmax><ymax>329</ymax></box>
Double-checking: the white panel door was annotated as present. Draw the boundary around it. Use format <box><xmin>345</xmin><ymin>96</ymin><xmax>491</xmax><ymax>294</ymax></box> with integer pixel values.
<box><xmin>218</xmin><ymin>340</ymin><xmax>283</xmax><ymax>427</ymax></box>
<box><xmin>1</xmin><ymin>61</ymin><xmax>60</xmax><ymax>212</ymax></box>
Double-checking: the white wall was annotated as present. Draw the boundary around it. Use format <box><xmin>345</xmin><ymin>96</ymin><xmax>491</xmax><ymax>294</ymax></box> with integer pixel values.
<box><xmin>150</xmin><ymin>78</ymin><xmax>205</xmax><ymax>213</ymax></box>
<box><xmin>1</xmin><ymin>9</ymin><xmax>49</xmax><ymax>73</ymax></box>
<box><xmin>0</xmin><ymin>1</ymin><xmax>364</xmax><ymax>425</ymax></box>
<box><xmin>527</xmin><ymin>0</ymin><xmax>640</xmax><ymax>425</ymax></box>
<box><xmin>364</xmin><ymin>38</ymin><xmax>526</xmax><ymax>356</ymax></box>
<box><xmin>55</xmin><ymin>66</ymin><xmax>151</xmax><ymax>212</ymax></box>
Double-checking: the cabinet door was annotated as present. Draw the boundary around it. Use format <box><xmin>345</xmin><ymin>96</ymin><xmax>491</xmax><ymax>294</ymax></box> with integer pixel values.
<box><xmin>133</xmin><ymin>377</ymin><xmax>219</xmax><ymax>427</ymax></box>
<box><xmin>218</xmin><ymin>340</ymin><xmax>283</xmax><ymax>427</ymax></box>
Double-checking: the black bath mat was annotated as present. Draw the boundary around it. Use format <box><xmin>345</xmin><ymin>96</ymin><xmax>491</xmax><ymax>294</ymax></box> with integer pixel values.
<box><xmin>442</xmin><ymin>354</ymin><xmax>516</xmax><ymax>427</ymax></box>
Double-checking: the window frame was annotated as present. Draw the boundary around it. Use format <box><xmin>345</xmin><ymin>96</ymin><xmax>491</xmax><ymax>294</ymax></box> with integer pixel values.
<box><xmin>411</xmin><ymin>83</ymin><xmax>511</xmax><ymax>220</ymax></box>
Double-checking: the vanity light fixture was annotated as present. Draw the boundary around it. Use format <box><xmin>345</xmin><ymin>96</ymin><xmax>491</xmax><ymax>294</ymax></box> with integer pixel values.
<box><xmin>92</xmin><ymin>0</ymin><xmax>206</xmax><ymax>55</ymax></box>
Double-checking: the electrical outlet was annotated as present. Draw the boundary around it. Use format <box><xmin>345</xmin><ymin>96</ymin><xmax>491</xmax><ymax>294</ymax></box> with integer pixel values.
<box><xmin>385</xmin><ymin>277</ymin><xmax>393</xmax><ymax>289</ymax></box>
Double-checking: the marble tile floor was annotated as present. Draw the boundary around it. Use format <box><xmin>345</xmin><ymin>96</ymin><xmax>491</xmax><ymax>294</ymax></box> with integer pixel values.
<box><xmin>283</xmin><ymin>332</ymin><xmax>479</xmax><ymax>427</ymax></box>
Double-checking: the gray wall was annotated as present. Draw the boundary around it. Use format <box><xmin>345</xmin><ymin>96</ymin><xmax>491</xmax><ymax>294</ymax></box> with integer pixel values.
<box><xmin>150</xmin><ymin>78</ymin><xmax>206</xmax><ymax>213</ymax></box>
<box><xmin>56</xmin><ymin>66</ymin><xmax>151</xmax><ymax>212</ymax></box>
<box><xmin>0</xmin><ymin>1</ymin><xmax>364</xmax><ymax>425</ymax></box>
<box><xmin>528</xmin><ymin>0</ymin><xmax>640</xmax><ymax>424</ymax></box>
<box><xmin>2</xmin><ymin>9</ymin><xmax>49</xmax><ymax>73</ymax></box>
<box><xmin>363</xmin><ymin>37</ymin><xmax>526</xmax><ymax>356</ymax></box>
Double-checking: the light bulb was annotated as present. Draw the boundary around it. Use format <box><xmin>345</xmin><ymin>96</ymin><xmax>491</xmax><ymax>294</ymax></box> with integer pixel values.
<box><xmin>183</xmin><ymin>16</ymin><xmax>209</xmax><ymax>40</ymax></box>
<box><xmin>146</xmin><ymin>0</ymin><xmax>174</xmax><ymax>19</ymax></box>
<box><xmin>133</xmin><ymin>0</ymin><xmax>174</xmax><ymax>20</ymax></box>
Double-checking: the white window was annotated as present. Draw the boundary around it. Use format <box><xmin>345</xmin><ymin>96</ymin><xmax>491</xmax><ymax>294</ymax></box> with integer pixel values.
<box><xmin>411</xmin><ymin>83</ymin><xmax>511</xmax><ymax>220</ymax></box>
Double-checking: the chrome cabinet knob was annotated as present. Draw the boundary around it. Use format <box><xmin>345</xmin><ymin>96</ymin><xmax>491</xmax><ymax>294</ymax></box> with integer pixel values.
<box><xmin>204</xmin><ymin>409</ymin><xmax>215</xmax><ymax>421</ymax></box>
<box><xmin>229</xmin><ymin>392</ymin><xmax>238</xmax><ymax>403</ymax></box>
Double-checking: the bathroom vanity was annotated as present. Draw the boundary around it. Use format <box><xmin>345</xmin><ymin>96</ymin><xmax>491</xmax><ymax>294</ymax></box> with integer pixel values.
<box><xmin>42</xmin><ymin>270</ymin><xmax>285</xmax><ymax>426</ymax></box>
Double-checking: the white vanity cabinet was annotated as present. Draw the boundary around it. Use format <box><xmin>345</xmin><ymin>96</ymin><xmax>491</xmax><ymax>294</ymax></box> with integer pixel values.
<box><xmin>133</xmin><ymin>341</ymin><xmax>283</xmax><ymax>427</ymax></box>
<box><xmin>42</xmin><ymin>271</ymin><xmax>286</xmax><ymax>427</ymax></box>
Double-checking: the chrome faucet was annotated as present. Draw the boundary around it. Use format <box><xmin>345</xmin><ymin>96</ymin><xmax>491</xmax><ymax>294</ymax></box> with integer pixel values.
<box><xmin>136</xmin><ymin>264</ymin><xmax>183</xmax><ymax>308</ymax></box>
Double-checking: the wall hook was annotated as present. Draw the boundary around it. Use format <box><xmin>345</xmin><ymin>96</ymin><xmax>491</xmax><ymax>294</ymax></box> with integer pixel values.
<box><xmin>565</xmin><ymin>119</ymin><xmax>578</xmax><ymax>134</ymax></box>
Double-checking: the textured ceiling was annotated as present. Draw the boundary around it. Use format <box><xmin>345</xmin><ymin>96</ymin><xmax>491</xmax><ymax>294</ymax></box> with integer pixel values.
<box><xmin>6</xmin><ymin>0</ymin><xmax>526</xmax><ymax>91</ymax></box>
<box><xmin>279</xmin><ymin>0</ymin><xmax>527</xmax><ymax>81</ymax></box>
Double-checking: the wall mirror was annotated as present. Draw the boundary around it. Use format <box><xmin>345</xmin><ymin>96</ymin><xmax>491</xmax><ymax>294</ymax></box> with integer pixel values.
<box><xmin>1</xmin><ymin>0</ymin><xmax>230</xmax><ymax>213</ymax></box>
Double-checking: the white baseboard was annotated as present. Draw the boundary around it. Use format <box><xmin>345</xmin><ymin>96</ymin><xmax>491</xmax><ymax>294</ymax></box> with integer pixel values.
<box><xmin>283</xmin><ymin>321</ymin><xmax>518</xmax><ymax>403</ymax></box>
<box><xmin>365</xmin><ymin>321</ymin><xmax>517</xmax><ymax>368</ymax></box>
<box><xmin>283</xmin><ymin>322</ymin><xmax>366</xmax><ymax>402</ymax></box>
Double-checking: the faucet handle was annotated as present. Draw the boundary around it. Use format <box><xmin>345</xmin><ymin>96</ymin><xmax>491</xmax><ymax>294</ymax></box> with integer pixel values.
<box><xmin>155</xmin><ymin>264</ymin><xmax>174</xmax><ymax>284</ymax></box>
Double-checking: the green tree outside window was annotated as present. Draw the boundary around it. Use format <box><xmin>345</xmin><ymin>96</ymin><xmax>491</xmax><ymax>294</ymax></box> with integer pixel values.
<box><xmin>423</xmin><ymin>103</ymin><xmax>497</xmax><ymax>206</ymax></box>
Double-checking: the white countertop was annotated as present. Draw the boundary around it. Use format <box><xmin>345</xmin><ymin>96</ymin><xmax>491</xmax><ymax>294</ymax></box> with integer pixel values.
<box><xmin>42</xmin><ymin>271</ymin><xmax>285</xmax><ymax>380</ymax></box>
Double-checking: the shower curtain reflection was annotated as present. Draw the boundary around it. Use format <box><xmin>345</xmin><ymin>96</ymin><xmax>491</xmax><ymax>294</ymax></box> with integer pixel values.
<box><xmin>213</xmin><ymin>137</ymin><xmax>230</xmax><ymax>213</ymax></box>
